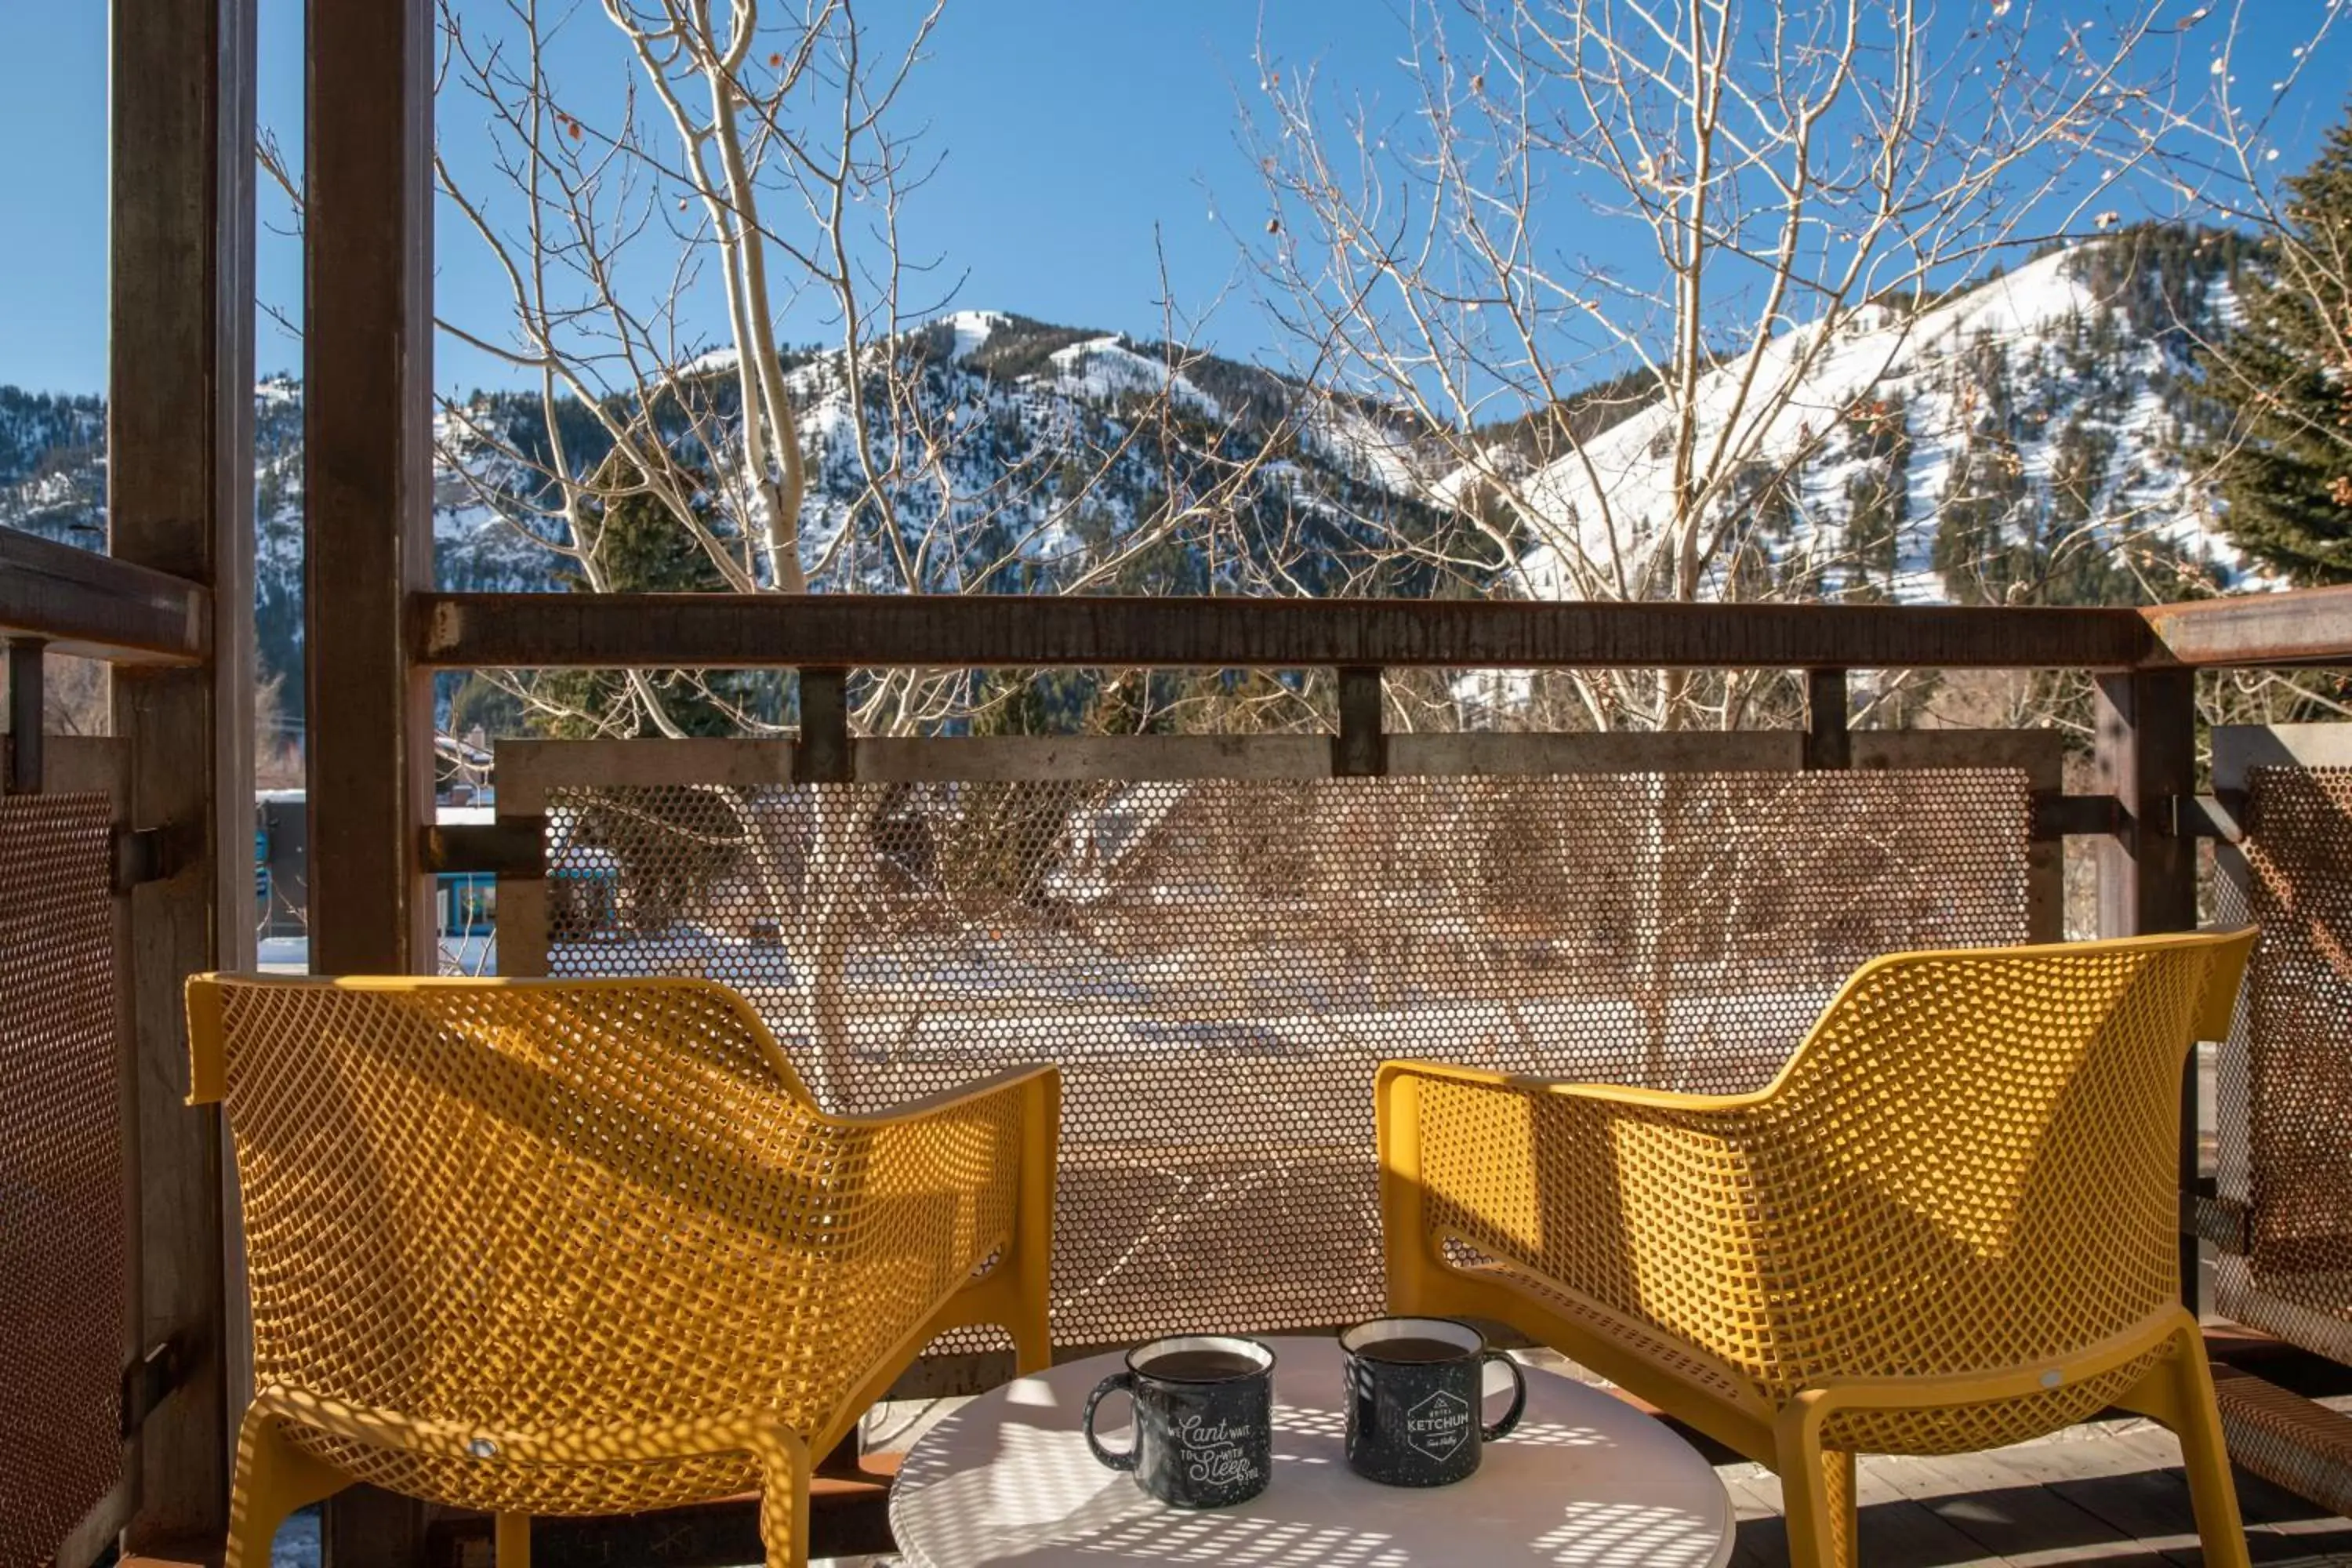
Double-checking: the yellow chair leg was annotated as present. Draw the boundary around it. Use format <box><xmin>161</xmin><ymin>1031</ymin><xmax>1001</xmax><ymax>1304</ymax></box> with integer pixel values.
<box><xmin>2116</xmin><ymin>1330</ymin><xmax>2252</xmax><ymax>1568</ymax></box>
<box><xmin>946</xmin><ymin>1271</ymin><xmax>1054</xmax><ymax>1378</ymax></box>
<box><xmin>1007</xmin><ymin>1290</ymin><xmax>1053</xmax><ymax>1377</ymax></box>
<box><xmin>495</xmin><ymin>1512</ymin><xmax>532</xmax><ymax>1566</ymax></box>
<box><xmin>223</xmin><ymin>1410</ymin><xmax>350</xmax><ymax>1568</ymax></box>
<box><xmin>1777</xmin><ymin>1432</ymin><xmax>1858</xmax><ymax>1568</ymax></box>
<box><xmin>2170</xmin><ymin>1341</ymin><xmax>2252</xmax><ymax>1568</ymax></box>
<box><xmin>754</xmin><ymin>1426</ymin><xmax>814</xmax><ymax>1568</ymax></box>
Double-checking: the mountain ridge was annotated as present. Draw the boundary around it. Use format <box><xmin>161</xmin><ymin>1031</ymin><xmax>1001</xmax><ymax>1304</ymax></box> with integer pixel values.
<box><xmin>0</xmin><ymin>225</ymin><xmax>2265</xmax><ymax>719</ymax></box>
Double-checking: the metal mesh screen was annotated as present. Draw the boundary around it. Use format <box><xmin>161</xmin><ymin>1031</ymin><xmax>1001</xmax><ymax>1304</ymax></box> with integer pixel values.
<box><xmin>2217</xmin><ymin>764</ymin><xmax>2352</xmax><ymax>1364</ymax></box>
<box><xmin>535</xmin><ymin>769</ymin><xmax>2033</xmax><ymax>1348</ymax></box>
<box><xmin>0</xmin><ymin>795</ymin><xmax>125</xmax><ymax>1566</ymax></box>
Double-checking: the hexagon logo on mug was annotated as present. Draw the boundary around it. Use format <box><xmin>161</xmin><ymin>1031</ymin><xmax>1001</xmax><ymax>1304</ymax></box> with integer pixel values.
<box><xmin>1406</xmin><ymin>1388</ymin><xmax>1471</xmax><ymax>1461</ymax></box>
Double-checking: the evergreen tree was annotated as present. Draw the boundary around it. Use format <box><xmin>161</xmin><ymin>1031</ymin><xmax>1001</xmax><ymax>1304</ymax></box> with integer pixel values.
<box><xmin>2204</xmin><ymin>109</ymin><xmax>2352</xmax><ymax>584</ymax></box>
<box><xmin>532</xmin><ymin>450</ymin><xmax>769</xmax><ymax>737</ymax></box>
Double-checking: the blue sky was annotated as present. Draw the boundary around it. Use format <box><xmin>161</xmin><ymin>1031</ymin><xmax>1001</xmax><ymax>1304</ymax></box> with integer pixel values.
<box><xmin>4</xmin><ymin>2</ymin><xmax>2348</xmax><ymax>397</ymax></box>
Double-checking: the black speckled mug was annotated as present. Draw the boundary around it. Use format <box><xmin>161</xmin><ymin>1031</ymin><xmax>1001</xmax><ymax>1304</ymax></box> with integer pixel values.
<box><xmin>1341</xmin><ymin>1316</ymin><xmax>1526</xmax><ymax>1486</ymax></box>
<box><xmin>1083</xmin><ymin>1334</ymin><xmax>1276</xmax><ymax>1509</ymax></box>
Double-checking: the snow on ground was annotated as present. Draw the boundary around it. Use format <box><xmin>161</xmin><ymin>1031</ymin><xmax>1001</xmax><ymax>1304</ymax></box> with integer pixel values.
<box><xmin>257</xmin><ymin>933</ymin><xmax>494</xmax><ymax>975</ymax></box>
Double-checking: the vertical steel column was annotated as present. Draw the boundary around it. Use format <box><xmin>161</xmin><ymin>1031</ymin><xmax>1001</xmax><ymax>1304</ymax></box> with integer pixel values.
<box><xmin>5</xmin><ymin>639</ymin><xmax>43</xmax><ymax>794</ymax></box>
<box><xmin>795</xmin><ymin>669</ymin><xmax>853</xmax><ymax>783</ymax></box>
<box><xmin>2094</xmin><ymin>669</ymin><xmax>2201</xmax><ymax>1309</ymax></box>
<box><xmin>1334</xmin><ymin>666</ymin><xmax>1387</xmax><ymax>777</ymax></box>
<box><xmin>306</xmin><ymin>0</ymin><xmax>435</xmax><ymax>1555</ymax></box>
<box><xmin>1804</xmin><ymin>668</ymin><xmax>1851</xmax><ymax>771</ymax></box>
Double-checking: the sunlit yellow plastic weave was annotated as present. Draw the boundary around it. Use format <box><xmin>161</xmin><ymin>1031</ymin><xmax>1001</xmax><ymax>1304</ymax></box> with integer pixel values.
<box><xmin>1378</xmin><ymin>930</ymin><xmax>2256</xmax><ymax>1568</ymax></box>
<box><xmin>187</xmin><ymin>974</ymin><xmax>1058</xmax><ymax>1567</ymax></box>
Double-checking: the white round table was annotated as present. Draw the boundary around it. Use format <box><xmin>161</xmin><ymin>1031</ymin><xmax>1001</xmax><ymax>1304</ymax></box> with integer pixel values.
<box><xmin>890</xmin><ymin>1336</ymin><xmax>1736</xmax><ymax>1567</ymax></box>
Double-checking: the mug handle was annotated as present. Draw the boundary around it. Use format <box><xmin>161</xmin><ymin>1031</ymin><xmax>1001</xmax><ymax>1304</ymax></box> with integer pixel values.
<box><xmin>1083</xmin><ymin>1371</ymin><xmax>1140</xmax><ymax>1472</ymax></box>
<box><xmin>1479</xmin><ymin>1351</ymin><xmax>1528</xmax><ymax>1442</ymax></box>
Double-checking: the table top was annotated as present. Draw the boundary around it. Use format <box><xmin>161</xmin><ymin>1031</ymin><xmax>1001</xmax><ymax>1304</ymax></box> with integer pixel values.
<box><xmin>890</xmin><ymin>1335</ymin><xmax>1737</xmax><ymax>1568</ymax></box>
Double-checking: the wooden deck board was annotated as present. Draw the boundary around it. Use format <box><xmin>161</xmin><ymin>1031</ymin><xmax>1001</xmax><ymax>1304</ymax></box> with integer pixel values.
<box><xmin>509</xmin><ymin>1392</ymin><xmax>2352</xmax><ymax>1566</ymax></box>
<box><xmin>1714</xmin><ymin>1420</ymin><xmax>2352</xmax><ymax>1568</ymax></box>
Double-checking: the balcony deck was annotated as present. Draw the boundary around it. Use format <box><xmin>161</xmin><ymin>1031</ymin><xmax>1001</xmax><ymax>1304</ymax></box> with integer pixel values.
<box><xmin>800</xmin><ymin>1340</ymin><xmax>2352</xmax><ymax>1568</ymax></box>
<box><xmin>1720</xmin><ymin>1425</ymin><xmax>2352</xmax><ymax>1567</ymax></box>
<box><xmin>1682</xmin><ymin>1332</ymin><xmax>2352</xmax><ymax>1566</ymax></box>
<box><xmin>225</xmin><ymin>1396</ymin><xmax>2352</xmax><ymax>1568</ymax></box>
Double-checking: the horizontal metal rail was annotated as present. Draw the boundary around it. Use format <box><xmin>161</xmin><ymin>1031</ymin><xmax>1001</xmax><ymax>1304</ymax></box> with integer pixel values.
<box><xmin>414</xmin><ymin>591</ymin><xmax>2160</xmax><ymax>672</ymax></box>
<box><xmin>480</xmin><ymin>730</ymin><xmax>2069</xmax><ymax>954</ymax></box>
<box><xmin>0</xmin><ymin>527</ymin><xmax>210</xmax><ymax>666</ymax></box>
<box><xmin>484</xmin><ymin>727</ymin><xmax>2068</xmax><ymax>797</ymax></box>
<box><xmin>2143</xmin><ymin>586</ymin><xmax>2352</xmax><ymax>669</ymax></box>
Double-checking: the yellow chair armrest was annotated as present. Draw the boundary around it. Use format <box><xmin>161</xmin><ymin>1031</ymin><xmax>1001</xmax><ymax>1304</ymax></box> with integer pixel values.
<box><xmin>1377</xmin><ymin>1057</ymin><xmax>1779</xmax><ymax>1358</ymax></box>
<box><xmin>761</xmin><ymin>1065</ymin><xmax>1058</xmax><ymax>1337</ymax></box>
<box><xmin>860</xmin><ymin>1065</ymin><xmax>1055</xmax><ymax>1259</ymax></box>
<box><xmin>1378</xmin><ymin>1056</ymin><xmax>1773</xmax><ymax>1116</ymax></box>
<box><xmin>251</xmin><ymin>1384</ymin><xmax>811</xmax><ymax>1471</ymax></box>
<box><xmin>819</xmin><ymin>1064</ymin><xmax>1062</xmax><ymax>1127</ymax></box>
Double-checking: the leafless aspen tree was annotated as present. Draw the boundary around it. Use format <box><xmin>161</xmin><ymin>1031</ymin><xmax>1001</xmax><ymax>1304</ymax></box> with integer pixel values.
<box><xmin>1250</xmin><ymin>0</ymin><xmax>2242</xmax><ymax>732</ymax></box>
<box><xmin>405</xmin><ymin>0</ymin><xmax>1294</xmax><ymax>743</ymax></box>
<box><xmin>401</xmin><ymin>0</ymin><xmax>1297</xmax><ymax>1076</ymax></box>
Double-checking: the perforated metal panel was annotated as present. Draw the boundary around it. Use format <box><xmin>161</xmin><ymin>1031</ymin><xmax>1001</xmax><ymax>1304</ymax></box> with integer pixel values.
<box><xmin>2216</xmin><ymin>760</ymin><xmax>2352</xmax><ymax>1364</ymax></box>
<box><xmin>0</xmin><ymin>794</ymin><xmax>126</xmax><ymax>1567</ymax></box>
<box><xmin>516</xmin><ymin>762</ymin><xmax>2034</xmax><ymax>1352</ymax></box>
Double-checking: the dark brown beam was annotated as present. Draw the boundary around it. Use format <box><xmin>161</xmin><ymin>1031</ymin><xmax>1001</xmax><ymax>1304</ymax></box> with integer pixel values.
<box><xmin>111</xmin><ymin>0</ymin><xmax>255</xmax><ymax>1552</ymax></box>
<box><xmin>2029</xmin><ymin>793</ymin><xmax>2124</xmax><ymax>841</ymax></box>
<box><xmin>793</xmin><ymin>668</ymin><xmax>851</xmax><ymax>784</ymax></box>
<box><xmin>307</xmin><ymin>0</ymin><xmax>436</xmax><ymax>1555</ymax></box>
<box><xmin>2143</xmin><ymin>586</ymin><xmax>2352</xmax><ymax>668</ymax></box>
<box><xmin>416</xmin><ymin>593</ymin><xmax>2157</xmax><ymax>672</ymax></box>
<box><xmin>0</xmin><ymin>528</ymin><xmax>210</xmax><ymax>666</ymax></box>
<box><xmin>418</xmin><ymin>821</ymin><xmax>545</xmax><ymax>878</ymax></box>
<box><xmin>2092</xmin><ymin>670</ymin><xmax>2201</xmax><ymax>1312</ymax></box>
<box><xmin>2166</xmin><ymin>793</ymin><xmax>2246</xmax><ymax>844</ymax></box>
<box><xmin>306</xmin><ymin>0</ymin><xmax>436</xmax><ymax>978</ymax></box>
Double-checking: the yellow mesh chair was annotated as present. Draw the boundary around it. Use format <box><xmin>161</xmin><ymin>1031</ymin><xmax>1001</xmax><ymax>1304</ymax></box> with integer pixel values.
<box><xmin>1377</xmin><ymin>929</ymin><xmax>2256</xmax><ymax>1568</ymax></box>
<box><xmin>187</xmin><ymin>974</ymin><xmax>1059</xmax><ymax>1568</ymax></box>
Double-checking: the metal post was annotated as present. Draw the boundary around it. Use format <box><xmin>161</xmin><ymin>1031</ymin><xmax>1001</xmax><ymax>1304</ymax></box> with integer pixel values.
<box><xmin>306</xmin><ymin>0</ymin><xmax>434</xmax><ymax>1555</ymax></box>
<box><xmin>2094</xmin><ymin>670</ymin><xmax>2201</xmax><ymax>1309</ymax></box>
<box><xmin>1334</xmin><ymin>666</ymin><xmax>1387</xmax><ymax>778</ymax></box>
<box><xmin>5</xmin><ymin>637</ymin><xmax>45</xmax><ymax>794</ymax></box>
<box><xmin>794</xmin><ymin>669</ymin><xmax>852</xmax><ymax>784</ymax></box>
<box><xmin>1804</xmin><ymin>667</ymin><xmax>1850</xmax><ymax>771</ymax></box>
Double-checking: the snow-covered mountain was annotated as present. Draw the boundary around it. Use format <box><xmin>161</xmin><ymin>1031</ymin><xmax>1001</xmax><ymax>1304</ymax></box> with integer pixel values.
<box><xmin>5</xmin><ymin>318</ymin><xmax>1450</xmax><ymax>710</ymax></box>
<box><xmin>629</xmin><ymin>309</ymin><xmax>1447</xmax><ymax>595</ymax></box>
<box><xmin>1438</xmin><ymin>227</ymin><xmax>2256</xmax><ymax>607</ymax></box>
<box><xmin>0</xmin><ymin>226</ymin><xmax>2264</xmax><ymax>714</ymax></box>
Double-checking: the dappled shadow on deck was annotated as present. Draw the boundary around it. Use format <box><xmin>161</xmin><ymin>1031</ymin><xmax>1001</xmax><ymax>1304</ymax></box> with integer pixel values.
<box><xmin>1719</xmin><ymin>1420</ymin><xmax>2352</xmax><ymax>1567</ymax></box>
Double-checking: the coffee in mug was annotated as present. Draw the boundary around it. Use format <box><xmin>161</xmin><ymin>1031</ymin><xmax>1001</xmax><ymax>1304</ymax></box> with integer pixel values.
<box><xmin>1083</xmin><ymin>1334</ymin><xmax>1276</xmax><ymax>1508</ymax></box>
<box><xmin>1340</xmin><ymin>1316</ymin><xmax>1526</xmax><ymax>1486</ymax></box>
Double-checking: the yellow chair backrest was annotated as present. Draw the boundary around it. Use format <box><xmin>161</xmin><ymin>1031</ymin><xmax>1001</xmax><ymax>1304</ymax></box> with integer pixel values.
<box><xmin>187</xmin><ymin>975</ymin><xmax>1022</xmax><ymax>1449</ymax></box>
<box><xmin>1722</xmin><ymin>930</ymin><xmax>2251</xmax><ymax>1396</ymax></box>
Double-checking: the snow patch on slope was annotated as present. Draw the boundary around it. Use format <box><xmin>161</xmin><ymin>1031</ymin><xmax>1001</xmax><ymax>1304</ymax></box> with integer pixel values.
<box><xmin>941</xmin><ymin>310</ymin><xmax>1008</xmax><ymax>364</ymax></box>
<box><xmin>1498</xmin><ymin>246</ymin><xmax>2246</xmax><ymax>604</ymax></box>
<box><xmin>1047</xmin><ymin>336</ymin><xmax>1221</xmax><ymax>417</ymax></box>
